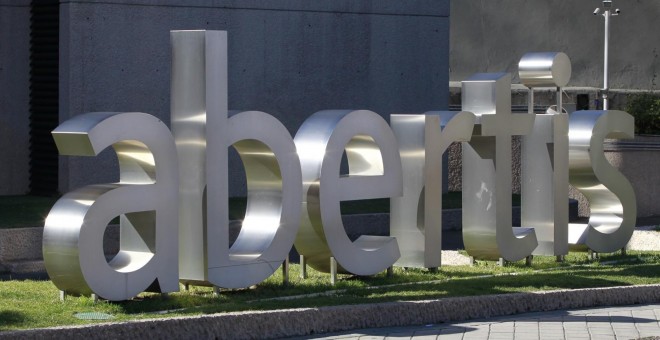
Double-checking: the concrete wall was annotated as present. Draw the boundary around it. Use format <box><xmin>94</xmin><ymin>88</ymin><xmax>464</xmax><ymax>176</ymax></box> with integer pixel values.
<box><xmin>58</xmin><ymin>0</ymin><xmax>450</xmax><ymax>195</ymax></box>
<box><xmin>450</xmin><ymin>0</ymin><xmax>660</xmax><ymax>90</ymax></box>
<box><xmin>0</xmin><ymin>0</ymin><xmax>30</xmax><ymax>195</ymax></box>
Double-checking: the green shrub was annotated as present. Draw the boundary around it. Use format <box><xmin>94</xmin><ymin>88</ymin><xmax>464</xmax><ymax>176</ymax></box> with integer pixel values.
<box><xmin>625</xmin><ymin>93</ymin><xmax>660</xmax><ymax>135</ymax></box>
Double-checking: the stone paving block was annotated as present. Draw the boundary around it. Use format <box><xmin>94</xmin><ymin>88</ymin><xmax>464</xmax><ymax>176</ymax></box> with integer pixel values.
<box><xmin>514</xmin><ymin>328</ymin><xmax>539</xmax><ymax>334</ymax></box>
<box><xmin>440</xmin><ymin>326</ymin><xmax>468</xmax><ymax>332</ymax></box>
<box><xmin>613</xmin><ymin>331</ymin><xmax>640</xmax><ymax>339</ymax></box>
<box><xmin>408</xmin><ymin>334</ymin><xmax>437</xmax><ymax>340</ymax></box>
<box><xmin>562</xmin><ymin>323</ymin><xmax>587</xmax><ymax>330</ymax></box>
<box><xmin>591</xmin><ymin>336</ymin><xmax>615</xmax><ymax>340</ymax></box>
<box><xmin>586</xmin><ymin>324</ymin><xmax>612</xmax><ymax>330</ymax></box>
<box><xmin>491</xmin><ymin>322</ymin><xmax>515</xmax><ymax>328</ymax></box>
<box><xmin>490</xmin><ymin>329</ymin><xmax>515</xmax><ymax>333</ymax></box>
<box><xmin>464</xmin><ymin>330</ymin><xmax>488</xmax><ymax>336</ymax></box>
<box><xmin>515</xmin><ymin>324</ymin><xmax>539</xmax><ymax>328</ymax></box>
<box><xmin>514</xmin><ymin>335</ymin><xmax>539</xmax><ymax>340</ymax></box>
<box><xmin>412</xmin><ymin>329</ymin><xmax>441</xmax><ymax>336</ymax></box>
<box><xmin>515</xmin><ymin>321</ymin><xmax>538</xmax><ymax>326</ymax></box>
<box><xmin>434</xmin><ymin>335</ymin><xmax>460</xmax><ymax>340</ymax></box>
<box><xmin>612</xmin><ymin>322</ymin><xmax>637</xmax><ymax>327</ymax></box>
<box><xmin>538</xmin><ymin>335</ymin><xmax>564</xmax><ymax>340</ymax></box>
<box><xmin>471</xmin><ymin>326</ymin><xmax>490</xmax><ymax>332</ymax></box>
<box><xmin>563</xmin><ymin>331</ymin><xmax>590</xmax><ymax>337</ymax></box>
<box><xmin>588</xmin><ymin>328</ymin><xmax>615</xmax><ymax>335</ymax></box>
<box><xmin>635</xmin><ymin>324</ymin><xmax>660</xmax><ymax>330</ymax></box>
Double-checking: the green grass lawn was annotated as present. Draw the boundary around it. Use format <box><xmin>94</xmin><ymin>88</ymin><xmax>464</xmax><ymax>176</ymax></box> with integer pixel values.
<box><xmin>0</xmin><ymin>192</ymin><xmax>518</xmax><ymax>229</ymax></box>
<box><xmin>0</xmin><ymin>251</ymin><xmax>659</xmax><ymax>331</ymax></box>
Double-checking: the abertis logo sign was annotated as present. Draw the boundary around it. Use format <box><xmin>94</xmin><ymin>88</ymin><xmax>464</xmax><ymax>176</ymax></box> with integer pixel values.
<box><xmin>42</xmin><ymin>31</ymin><xmax>636</xmax><ymax>301</ymax></box>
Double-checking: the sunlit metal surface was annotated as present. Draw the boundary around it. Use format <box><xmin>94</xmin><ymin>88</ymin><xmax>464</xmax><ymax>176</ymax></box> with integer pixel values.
<box><xmin>521</xmin><ymin>113</ymin><xmax>569</xmax><ymax>256</ymax></box>
<box><xmin>518</xmin><ymin>52</ymin><xmax>571</xmax><ymax>88</ymax></box>
<box><xmin>173</xmin><ymin>30</ymin><xmax>304</xmax><ymax>288</ymax></box>
<box><xmin>461</xmin><ymin>73</ymin><xmax>538</xmax><ymax>261</ymax></box>
<box><xmin>568</xmin><ymin>110</ymin><xmax>637</xmax><ymax>252</ymax></box>
<box><xmin>206</xmin><ymin>111</ymin><xmax>302</xmax><ymax>288</ymax></box>
<box><xmin>44</xmin><ymin>112</ymin><xmax>179</xmax><ymax>301</ymax></box>
<box><xmin>390</xmin><ymin>111</ymin><xmax>475</xmax><ymax>268</ymax></box>
<box><xmin>294</xmin><ymin>110</ymin><xmax>401</xmax><ymax>275</ymax></box>
<box><xmin>170</xmin><ymin>30</ymin><xmax>217</xmax><ymax>283</ymax></box>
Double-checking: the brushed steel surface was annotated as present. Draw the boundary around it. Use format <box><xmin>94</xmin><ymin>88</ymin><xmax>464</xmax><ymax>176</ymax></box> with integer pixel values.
<box><xmin>294</xmin><ymin>110</ymin><xmax>401</xmax><ymax>275</ymax></box>
<box><xmin>207</xmin><ymin>110</ymin><xmax>302</xmax><ymax>288</ymax></box>
<box><xmin>390</xmin><ymin>111</ymin><xmax>475</xmax><ymax>268</ymax></box>
<box><xmin>521</xmin><ymin>113</ymin><xmax>569</xmax><ymax>256</ymax></box>
<box><xmin>568</xmin><ymin>110</ymin><xmax>636</xmax><ymax>252</ymax></box>
<box><xmin>518</xmin><ymin>52</ymin><xmax>571</xmax><ymax>88</ymax></box>
<box><xmin>461</xmin><ymin>73</ymin><xmax>538</xmax><ymax>261</ymax></box>
<box><xmin>172</xmin><ymin>31</ymin><xmax>302</xmax><ymax>289</ymax></box>
<box><xmin>170</xmin><ymin>30</ymin><xmax>214</xmax><ymax>282</ymax></box>
<box><xmin>45</xmin><ymin>112</ymin><xmax>179</xmax><ymax>301</ymax></box>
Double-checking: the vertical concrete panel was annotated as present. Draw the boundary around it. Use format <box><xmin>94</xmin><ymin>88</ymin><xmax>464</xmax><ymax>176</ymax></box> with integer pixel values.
<box><xmin>0</xmin><ymin>1</ymin><xmax>30</xmax><ymax>195</ymax></box>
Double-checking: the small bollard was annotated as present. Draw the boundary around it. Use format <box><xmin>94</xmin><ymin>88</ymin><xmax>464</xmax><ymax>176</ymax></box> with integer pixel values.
<box><xmin>525</xmin><ymin>255</ymin><xmax>533</xmax><ymax>266</ymax></box>
<box><xmin>282</xmin><ymin>257</ymin><xmax>289</xmax><ymax>285</ymax></box>
<box><xmin>59</xmin><ymin>290</ymin><xmax>67</xmax><ymax>301</ymax></box>
<box><xmin>386</xmin><ymin>266</ymin><xmax>394</xmax><ymax>277</ymax></box>
<box><xmin>300</xmin><ymin>255</ymin><xmax>307</xmax><ymax>279</ymax></box>
<box><xmin>498</xmin><ymin>258</ymin><xmax>506</xmax><ymax>267</ymax></box>
<box><xmin>330</xmin><ymin>257</ymin><xmax>337</xmax><ymax>285</ymax></box>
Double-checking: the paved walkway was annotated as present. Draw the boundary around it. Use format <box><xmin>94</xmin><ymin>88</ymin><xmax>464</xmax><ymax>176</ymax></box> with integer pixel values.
<box><xmin>299</xmin><ymin>304</ymin><xmax>660</xmax><ymax>340</ymax></box>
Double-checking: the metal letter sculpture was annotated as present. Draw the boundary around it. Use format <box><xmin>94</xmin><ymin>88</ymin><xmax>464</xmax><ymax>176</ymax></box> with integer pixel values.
<box><xmin>44</xmin><ymin>112</ymin><xmax>179</xmax><ymax>301</ymax></box>
<box><xmin>390</xmin><ymin>111</ymin><xmax>475</xmax><ymax>269</ymax></box>
<box><xmin>568</xmin><ymin>110</ymin><xmax>636</xmax><ymax>252</ymax></box>
<box><xmin>461</xmin><ymin>73</ymin><xmax>538</xmax><ymax>261</ymax></box>
<box><xmin>519</xmin><ymin>52</ymin><xmax>570</xmax><ymax>256</ymax></box>
<box><xmin>42</xmin><ymin>28</ymin><xmax>641</xmax><ymax>300</ymax></box>
<box><xmin>294</xmin><ymin>110</ymin><xmax>402</xmax><ymax>275</ymax></box>
<box><xmin>172</xmin><ymin>30</ymin><xmax>302</xmax><ymax>289</ymax></box>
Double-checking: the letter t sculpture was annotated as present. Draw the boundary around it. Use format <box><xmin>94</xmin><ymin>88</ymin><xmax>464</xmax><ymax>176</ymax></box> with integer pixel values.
<box><xmin>461</xmin><ymin>73</ymin><xmax>538</xmax><ymax>261</ymax></box>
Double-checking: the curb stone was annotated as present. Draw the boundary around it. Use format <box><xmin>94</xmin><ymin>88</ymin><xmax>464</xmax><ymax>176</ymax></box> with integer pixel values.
<box><xmin>2</xmin><ymin>284</ymin><xmax>660</xmax><ymax>339</ymax></box>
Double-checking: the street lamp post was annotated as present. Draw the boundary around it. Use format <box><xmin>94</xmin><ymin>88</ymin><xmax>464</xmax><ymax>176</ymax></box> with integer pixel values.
<box><xmin>594</xmin><ymin>0</ymin><xmax>620</xmax><ymax>110</ymax></box>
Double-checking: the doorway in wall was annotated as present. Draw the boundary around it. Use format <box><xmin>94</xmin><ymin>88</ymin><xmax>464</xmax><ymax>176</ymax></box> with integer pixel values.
<box><xmin>29</xmin><ymin>0</ymin><xmax>59</xmax><ymax>195</ymax></box>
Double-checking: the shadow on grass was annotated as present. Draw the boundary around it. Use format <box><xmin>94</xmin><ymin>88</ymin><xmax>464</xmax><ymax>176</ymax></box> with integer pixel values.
<box><xmin>591</xmin><ymin>263</ymin><xmax>660</xmax><ymax>279</ymax></box>
<box><xmin>0</xmin><ymin>310</ymin><xmax>27</xmax><ymax>327</ymax></box>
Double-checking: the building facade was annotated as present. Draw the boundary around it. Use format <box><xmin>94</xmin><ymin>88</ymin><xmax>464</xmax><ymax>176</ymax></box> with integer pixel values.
<box><xmin>0</xmin><ymin>0</ymin><xmax>450</xmax><ymax>196</ymax></box>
